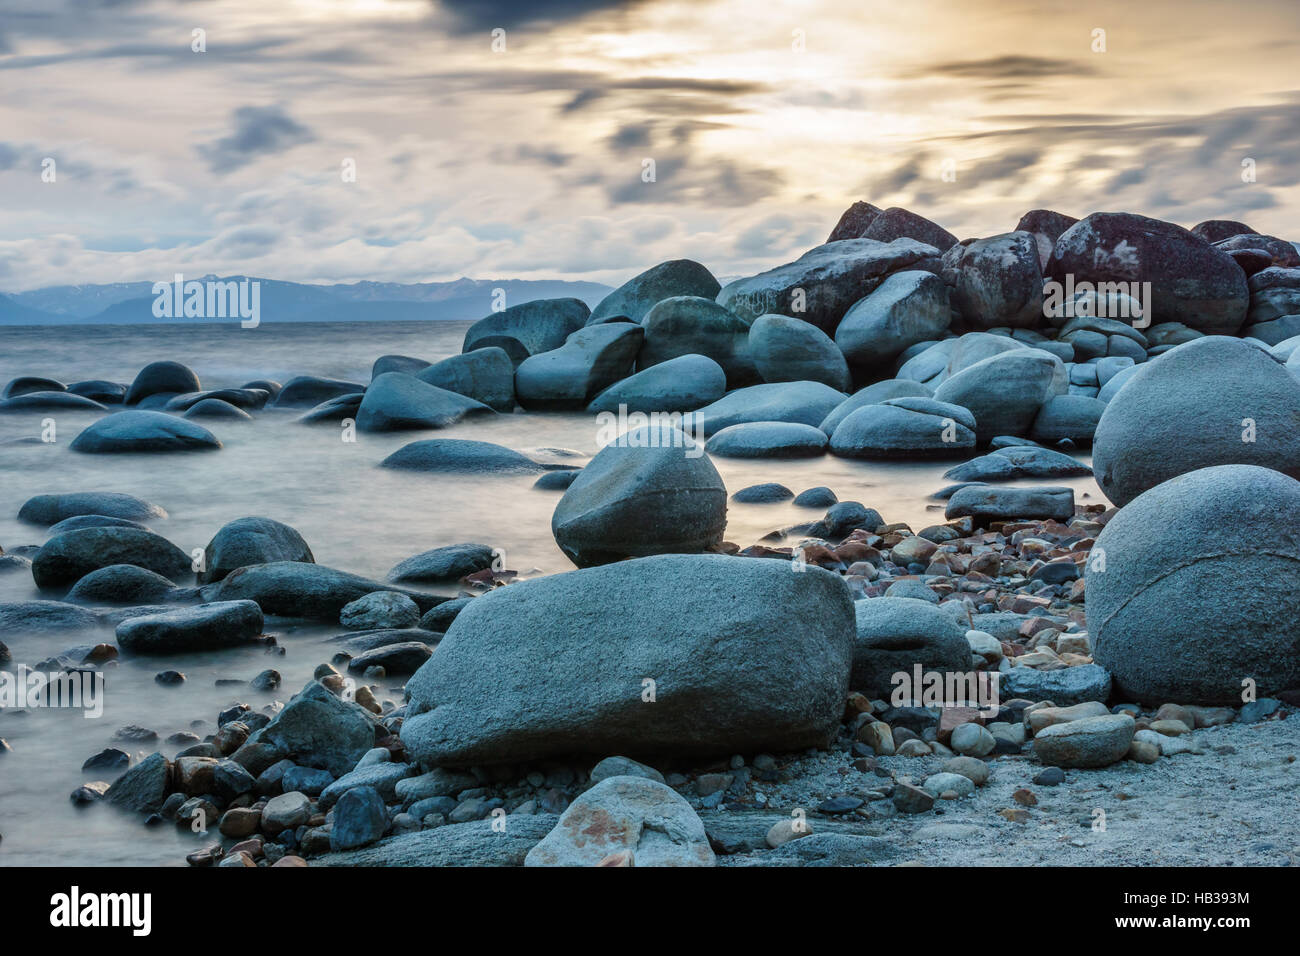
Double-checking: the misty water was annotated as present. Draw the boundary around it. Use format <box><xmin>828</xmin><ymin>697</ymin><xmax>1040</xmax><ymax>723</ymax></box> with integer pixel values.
<box><xmin>0</xmin><ymin>319</ymin><xmax>1099</xmax><ymax>865</ymax></box>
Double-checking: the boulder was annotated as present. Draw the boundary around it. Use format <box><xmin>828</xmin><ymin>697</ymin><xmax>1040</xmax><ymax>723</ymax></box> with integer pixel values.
<box><xmin>515</xmin><ymin>323</ymin><xmax>644</xmax><ymax>409</ymax></box>
<box><xmin>1000</xmin><ymin>663</ymin><xmax>1112</xmax><ymax>706</ymax></box>
<box><xmin>235</xmin><ymin>680</ymin><xmax>377</xmax><ymax>776</ymax></box>
<box><xmin>945</xmin><ymin>485</ymin><xmax>1074</xmax><ymax>522</ymax></box>
<box><xmin>933</xmin><ymin>348</ymin><xmax>1063</xmax><ymax>443</ymax></box>
<box><xmin>199</xmin><ymin>517</ymin><xmax>314</xmax><ymax>585</ymax></box>
<box><xmin>68</xmin><ymin>380</ymin><xmax>127</xmax><ymax>403</ymax></box>
<box><xmin>1033</xmin><ymin>714</ymin><xmax>1135</xmax><ymax>768</ymax></box>
<box><xmin>830</xmin><ymin>397</ymin><xmax>976</xmax><ymax>459</ymax></box>
<box><xmin>3</xmin><ymin>376</ymin><xmax>64</xmax><ymax>399</ymax></box>
<box><xmin>415</xmin><ymin>347</ymin><xmax>516</xmax><ymax>412</ymax></box>
<box><xmin>1092</xmin><ymin>336</ymin><xmax>1300</xmax><ymax>506</ymax></box>
<box><xmin>718</xmin><ymin>238</ymin><xmax>942</xmax><ymax>334</ymax></box>
<box><xmin>379</xmin><ymin>438</ymin><xmax>552</xmax><ymax>475</ymax></box>
<box><xmin>748</xmin><ymin>313</ymin><xmax>850</xmax><ymax>390</ymax></box>
<box><xmin>69</xmin><ymin>411</ymin><xmax>221</xmax><ymax>453</ymax></box>
<box><xmin>125</xmin><ymin>361</ymin><xmax>201</xmax><ymax>405</ymax></box>
<box><xmin>105</xmin><ymin>752</ymin><xmax>172</xmax><ymax>813</ymax></box>
<box><xmin>330</xmin><ymin>786</ymin><xmax>388</xmax><ymax>851</ymax></box>
<box><xmin>67</xmin><ymin>565</ymin><xmax>183</xmax><ymax>604</ymax></box>
<box><xmin>705</xmin><ymin>422</ymin><xmax>828</xmax><ymax>459</ymax></box>
<box><xmin>732</xmin><ymin>483</ymin><xmax>794</xmax><ymax>503</ymax></box>
<box><xmin>339</xmin><ymin>592</ymin><xmax>421</xmax><ymax>630</ymax></box>
<box><xmin>943</xmin><ymin>445</ymin><xmax>1091</xmax><ymax>482</ymax></box>
<box><xmin>1048</xmin><ymin>212</ymin><xmax>1249</xmax><ymax>334</ymax></box>
<box><xmin>850</xmin><ymin>597</ymin><xmax>971</xmax><ymax>699</ymax></box>
<box><xmin>182</xmin><ymin>399</ymin><xmax>251</xmax><ymax>421</ymax></box>
<box><xmin>401</xmin><ymin>554</ymin><xmax>855</xmax><ymax>766</ymax></box>
<box><xmin>552</xmin><ymin>424</ymin><xmax>726</xmax><ymax>567</ymax></box>
<box><xmin>818</xmin><ymin>378</ymin><xmax>932</xmax><ymax>435</ymax></box>
<box><xmin>861</xmin><ymin>207</ymin><xmax>958</xmax><ymax>252</ymax></box>
<box><xmin>0</xmin><ymin>391</ymin><xmax>106</xmax><ymax>413</ymax></box>
<box><xmin>345</xmin><ymin>641</ymin><xmax>432</xmax><ymax>675</ymax></box>
<box><xmin>827</xmin><ymin>201</ymin><xmax>883</xmax><ymax>241</ymax></box>
<box><xmin>355</xmin><ymin>373</ymin><xmax>493</xmax><ymax>432</ymax></box>
<box><xmin>18</xmin><ymin>492</ymin><xmax>166</xmax><ymax>525</ymax></box>
<box><xmin>525</xmin><ymin>776</ymin><xmax>714</xmax><ymax>867</ymax></box>
<box><xmin>296</xmin><ymin>393</ymin><xmax>363</xmax><ymax>423</ymax></box>
<box><xmin>691</xmin><ymin>381</ymin><xmax>847</xmax><ymax>436</ymax></box>
<box><xmin>271</xmin><ymin>376</ymin><xmax>365</xmax><ymax>409</ymax></box>
<box><xmin>941</xmin><ymin>231</ymin><xmax>1043</xmax><ymax>330</ymax></box>
<box><xmin>533</xmin><ymin>469</ymin><xmax>580</xmax><ymax>490</ymax></box>
<box><xmin>1015</xmin><ymin>209</ymin><xmax>1080</xmax><ymax>270</ymax></box>
<box><xmin>1243</xmin><ymin>267</ymin><xmax>1300</xmax><ymax>342</ymax></box>
<box><xmin>589</xmin><ymin>259</ymin><xmax>720</xmax><ymax>325</ymax></box>
<box><xmin>372</xmin><ymin>355</ymin><xmax>430</xmax><ymax>378</ymax></box>
<box><xmin>115</xmin><ymin>601</ymin><xmax>265</xmax><ymax>654</ymax></box>
<box><xmin>1029</xmin><ymin>394</ymin><xmax>1106</xmax><ymax>446</ymax></box>
<box><xmin>211</xmin><ymin>561</ymin><xmax>444</xmax><ymax>620</ymax></box>
<box><xmin>1190</xmin><ymin>219</ymin><xmax>1255</xmax><ymax>243</ymax></box>
<box><xmin>418</xmin><ymin>597</ymin><xmax>473</xmax><ymax>632</ymax></box>
<box><xmin>32</xmin><ymin>526</ymin><xmax>190</xmax><ymax>587</ymax></box>
<box><xmin>0</xmin><ymin>600</ymin><xmax>100</xmax><ymax>634</ymax></box>
<box><xmin>638</xmin><ymin>297</ymin><xmax>757</xmax><ymax>388</ymax></box>
<box><xmin>834</xmin><ymin>271</ymin><xmax>953</xmax><ymax>368</ymax></box>
<box><xmin>388</xmin><ymin>543</ymin><xmax>496</xmax><ymax>584</ymax></box>
<box><xmin>165</xmin><ymin>388</ymin><xmax>270</xmax><ymax>412</ymax></box>
<box><xmin>587</xmin><ymin>354</ymin><xmax>726</xmax><ymax>414</ymax></box>
<box><xmin>319</xmin><ymin>815</ymin><xmax>558</xmax><ymax>866</ymax></box>
<box><xmin>1088</xmin><ymin>464</ymin><xmax>1300</xmax><ymax>704</ymax></box>
<box><xmin>462</xmin><ymin>298</ymin><xmax>590</xmax><ymax>366</ymax></box>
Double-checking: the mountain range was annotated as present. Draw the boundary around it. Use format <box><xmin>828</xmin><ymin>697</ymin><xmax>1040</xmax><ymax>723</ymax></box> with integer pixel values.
<box><xmin>0</xmin><ymin>277</ymin><xmax>614</xmax><ymax>326</ymax></box>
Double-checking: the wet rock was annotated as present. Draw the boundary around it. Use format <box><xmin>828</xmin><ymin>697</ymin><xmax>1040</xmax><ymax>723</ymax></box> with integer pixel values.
<box><xmin>355</xmin><ymin>373</ymin><xmax>493</xmax><ymax>432</ymax></box>
<box><xmin>105</xmin><ymin>752</ymin><xmax>172</xmax><ymax>813</ymax></box>
<box><xmin>692</xmin><ymin>380</ymin><xmax>847</xmax><ymax>435</ymax></box>
<box><xmin>415</xmin><ymin>347</ymin><xmax>516</xmax><ymax>412</ymax></box>
<box><xmin>125</xmin><ymin>361</ymin><xmax>201</xmax><ymax>405</ymax></box>
<box><xmin>345</xmin><ymin>641</ymin><xmax>432</xmax><ymax>675</ymax></box>
<box><xmin>211</xmin><ymin>561</ymin><xmax>443</xmax><ymax>620</ymax></box>
<box><xmin>66</xmin><ymin>564</ymin><xmax>183</xmax><ymax>604</ymax></box>
<box><xmin>706</xmin><ymin>422</ymin><xmax>828</xmax><ymax>459</ymax></box>
<box><xmin>1033</xmin><ymin>714</ymin><xmax>1135</xmax><ymax>768</ymax></box>
<box><xmin>818</xmin><ymin>379</ymin><xmax>933</xmax><ymax>435</ymax></box>
<box><xmin>0</xmin><ymin>601</ymin><xmax>100</xmax><ymax>634</ymax></box>
<box><xmin>262</xmin><ymin>791</ymin><xmax>314</xmax><ymax>833</ymax></box>
<box><xmin>732</xmin><ymin>482</ymin><xmax>794</xmax><ymax>503</ymax></box>
<box><xmin>638</xmin><ymin>297</ymin><xmax>757</xmax><ymax>388</ymax></box>
<box><xmin>270</xmin><ymin>376</ymin><xmax>365</xmax><ymax>409</ymax></box>
<box><xmin>32</xmin><ymin>526</ymin><xmax>190</xmax><ymax>587</ymax></box>
<box><xmin>236</xmin><ymin>680</ymin><xmax>377</xmax><ymax>776</ymax></box>
<box><xmin>380</xmin><ymin>438</ymin><xmax>552</xmax><ymax>475</ymax></box>
<box><xmin>587</xmin><ymin>353</ymin><xmax>727</xmax><ymax>414</ymax></box>
<box><xmin>339</xmin><ymin>591</ymin><xmax>420</xmax><ymax>630</ymax></box>
<box><xmin>749</xmin><ymin>313</ymin><xmax>850</xmax><ymax>390</ymax></box>
<box><xmin>515</xmin><ymin>323</ymin><xmax>644</xmax><ymax>409</ymax></box>
<box><xmin>589</xmin><ymin>260</ymin><xmax>719</xmax><ymax>325</ymax></box>
<box><xmin>69</xmin><ymin>410</ymin><xmax>220</xmax><ymax>453</ymax></box>
<box><xmin>945</xmin><ymin>485</ymin><xmax>1074</xmax><ymax>522</ymax></box>
<box><xmin>850</xmin><ymin>597</ymin><xmax>971</xmax><ymax>698</ymax></box>
<box><xmin>330</xmin><ymin>785</ymin><xmax>388</xmax><ymax>851</ymax></box>
<box><xmin>830</xmin><ymin>397</ymin><xmax>975</xmax><ymax>459</ymax></box>
<box><xmin>387</xmin><ymin>543</ymin><xmax>495</xmax><ymax>585</ymax></box>
<box><xmin>463</xmin><ymin>298</ymin><xmax>590</xmax><ymax>365</ymax></box>
<box><xmin>418</xmin><ymin>597</ymin><xmax>472</xmax><ymax>632</ymax></box>
<box><xmin>199</xmin><ymin>516</ymin><xmax>314</xmax><ymax>585</ymax></box>
<box><xmin>115</xmin><ymin>600</ymin><xmax>265</xmax><ymax>654</ymax></box>
<box><xmin>793</xmin><ymin>486</ymin><xmax>838</xmax><ymax>508</ymax></box>
<box><xmin>0</xmin><ymin>391</ymin><xmax>106</xmax><ymax>413</ymax></box>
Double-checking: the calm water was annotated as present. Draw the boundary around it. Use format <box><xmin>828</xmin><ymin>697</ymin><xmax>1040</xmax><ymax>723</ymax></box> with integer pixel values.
<box><xmin>0</xmin><ymin>319</ymin><xmax>1099</xmax><ymax>865</ymax></box>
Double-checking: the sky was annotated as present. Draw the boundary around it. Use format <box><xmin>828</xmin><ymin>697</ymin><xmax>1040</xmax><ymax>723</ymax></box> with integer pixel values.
<box><xmin>1</xmin><ymin>0</ymin><xmax>1297</xmax><ymax>292</ymax></box>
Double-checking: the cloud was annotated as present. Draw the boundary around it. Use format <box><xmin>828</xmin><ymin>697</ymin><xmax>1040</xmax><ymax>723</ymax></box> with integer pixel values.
<box><xmin>918</xmin><ymin>55</ymin><xmax>1100</xmax><ymax>81</ymax></box>
<box><xmin>433</xmin><ymin>0</ymin><xmax>651</xmax><ymax>32</ymax></box>
<box><xmin>199</xmin><ymin>106</ymin><xmax>315</xmax><ymax>174</ymax></box>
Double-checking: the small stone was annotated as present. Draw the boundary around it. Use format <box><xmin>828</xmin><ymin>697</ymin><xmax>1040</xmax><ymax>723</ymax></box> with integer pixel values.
<box><xmin>856</xmin><ymin>721</ymin><xmax>895</xmax><ymax>756</ymax></box>
<box><xmin>1033</xmin><ymin>767</ymin><xmax>1066</xmax><ymax>786</ymax></box>
<box><xmin>896</xmin><ymin>738</ymin><xmax>933</xmax><ymax>757</ymax></box>
<box><xmin>1012</xmin><ymin>787</ymin><xmax>1037</xmax><ymax>807</ymax></box>
<box><xmin>817</xmin><ymin>796</ymin><xmax>864</xmax><ymax>815</ymax></box>
<box><xmin>1149</xmin><ymin>718</ymin><xmax>1191</xmax><ymax>736</ymax></box>
<box><xmin>950</xmin><ymin>722</ymin><xmax>996</xmax><ymax>757</ymax></box>
<box><xmin>766</xmin><ymin>817</ymin><xmax>813</xmax><ymax>848</ymax></box>
<box><xmin>941</xmin><ymin>756</ymin><xmax>990</xmax><ymax>786</ymax></box>
<box><xmin>998</xmin><ymin>807</ymin><xmax>1030</xmax><ymax>823</ymax></box>
<box><xmin>922</xmin><ymin>772</ymin><xmax>974</xmax><ymax>799</ymax></box>
<box><xmin>1127</xmin><ymin>739</ymin><xmax>1160</xmax><ymax>763</ymax></box>
<box><xmin>892</xmin><ymin>782</ymin><xmax>935</xmax><ymax>814</ymax></box>
<box><xmin>262</xmin><ymin>791</ymin><xmax>313</xmax><ymax>833</ymax></box>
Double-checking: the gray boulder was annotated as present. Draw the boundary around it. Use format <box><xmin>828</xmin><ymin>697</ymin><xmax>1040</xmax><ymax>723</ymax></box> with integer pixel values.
<box><xmin>1048</xmin><ymin>212</ymin><xmax>1248</xmax><ymax>335</ymax></box>
<box><xmin>345</xmin><ymin>641</ymin><xmax>432</xmax><ymax>675</ymax></box>
<box><xmin>941</xmin><ymin>231</ymin><xmax>1043</xmax><ymax>329</ymax></box>
<box><xmin>850</xmin><ymin>597</ymin><xmax>971</xmax><ymax>699</ymax></box>
<box><xmin>105</xmin><ymin>752</ymin><xmax>171</xmax><ymax>813</ymax></box>
<box><xmin>462</xmin><ymin>298</ymin><xmax>589</xmax><ymax>366</ymax></box>
<box><xmin>933</xmin><ymin>348</ymin><xmax>1064</xmax><ymax>443</ymax></box>
<box><xmin>830</xmin><ymin>397</ymin><xmax>975</xmax><ymax>459</ymax></box>
<box><xmin>945</xmin><ymin>485</ymin><xmax>1074</xmax><ymax>522</ymax></box>
<box><xmin>748</xmin><ymin>313</ymin><xmax>850</xmax><ymax>390</ymax></box>
<box><xmin>1015</xmin><ymin>209</ymin><xmax>1079</xmax><ymax>270</ymax></box>
<box><xmin>525</xmin><ymin>776</ymin><xmax>714</xmax><ymax>867</ymax></box>
<box><xmin>67</xmin><ymin>565</ymin><xmax>184</xmax><ymax>604</ymax></box>
<box><xmin>372</xmin><ymin>355</ymin><xmax>430</xmax><ymax>378</ymax></box>
<box><xmin>182</xmin><ymin>399</ymin><xmax>250</xmax><ymax>421</ymax></box>
<box><xmin>330</xmin><ymin>786</ymin><xmax>388</xmax><ymax>851</ymax></box>
<box><xmin>834</xmin><ymin>271</ymin><xmax>952</xmax><ymax>368</ymax></box>
<box><xmin>200</xmin><ymin>517</ymin><xmax>314</xmax><ymax>585</ymax></box>
<box><xmin>356</xmin><ymin>373</ymin><xmax>493</xmax><ymax>432</ymax></box>
<box><xmin>515</xmin><ymin>323</ymin><xmax>644</xmax><ymax>409</ymax></box>
<box><xmin>388</xmin><ymin>543</ymin><xmax>496</xmax><ymax>584</ymax></box>
<box><xmin>415</xmin><ymin>347</ymin><xmax>515</xmax><ymax>412</ymax></box>
<box><xmin>296</xmin><ymin>393</ymin><xmax>363</xmax><ymax>424</ymax></box>
<box><xmin>379</xmin><ymin>438</ymin><xmax>555</xmax><ymax>475</ymax></box>
<box><xmin>818</xmin><ymin>378</ymin><xmax>932</xmax><ymax>435</ymax></box>
<box><xmin>943</xmin><ymin>445</ymin><xmax>1091</xmax><ymax>482</ymax></box>
<box><xmin>1029</xmin><ymin>394</ymin><xmax>1106</xmax><ymax>446</ymax></box>
<box><xmin>638</xmin><ymin>297</ymin><xmax>757</xmax><ymax>388</ymax></box>
<box><xmin>18</xmin><ymin>492</ymin><xmax>166</xmax><ymax>525</ymax></box>
<box><xmin>718</xmin><ymin>238</ymin><xmax>942</xmax><ymax>334</ymax></box>
<box><xmin>587</xmin><ymin>354</ymin><xmax>726</xmax><ymax>414</ymax></box>
<box><xmin>211</xmin><ymin>561</ymin><xmax>444</xmax><ymax>620</ymax></box>
<box><xmin>1001</xmin><ymin>663</ymin><xmax>1112</xmax><ymax>706</ymax></box>
<box><xmin>827</xmin><ymin>200</ymin><xmax>883</xmax><ymax>241</ymax></box>
<box><xmin>1092</xmin><ymin>336</ymin><xmax>1300</xmax><ymax>506</ymax></box>
<box><xmin>271</xmin><ymin>376</ymin><xmax>365</xmax><ymax>409</ymax></box>
<box><xmin>115</xmin><ymin>600</ymin><xmax>264</xmax><ymax>654</ymax></box>
<box><xmin>32</xmin><ymin>526</ymin><xmax>190</xmax><ymax>587</ymax></box>
<box><xmin>125</xmin><ymin>361</ymin><xmax>201</xmax><ymax>405</ymax></box>
<box><xmin>0</xmin><ymin>600</ymin><xmax>100</xmax><ymax>634</ymax></box>
<box><xmin>861</xmin><ymin>207</ymin><xmax>958</xmax><ymax>252</ymax></box>
<box><xmin>3</xmin><ymin>376</ymin><xmax>64</xmax><ymax>399</ymax></box>
<box><xmin>400</xmin><ymin>554</ymin><xmax>855</xmax><ymax>766</ymax></box>
<box><xmin>1088</xmin><ymin>464</ymin><xmax>1300</xmax><ymax>704</ymax></box>
<box><xmin>235</xmin><ymin>680</ymin><xmax>377</xmax><ymax>776</ymax></box>
<box><xmin>691</xmin><ymin>381</ymin><xmax>847</xmax><ymax>436</ymax></box>
<box><xmin>589</xmin><ymin>259</ymin><xmax>720</xmax><ymax>325</ymax></box>
<box><xmin>70</xmin><ymin>411</ymin><xmax>221</xmax><ymax>453</ymax></box>
<box><xmin>339</xmin><ymin>592</ymin><xmax>421</xmax><ymax>630</ymax></box>
<box><xmin>705</xmin><ymin>422</ymin><xmax>828</xmax><ymax>459</ymax></box>
<box><xmin>552</xmin><ymin>424</ymin><xmax>726</xmax><ymax>567</ymax></box>
<box><xmin>0</xmin><ymin>391</ymin><xmax>106</xmax><ymax>413</ymax></box>
<box><xmin>1033</xmin><ymin>714</ymin><xmax>1135</xmax><ymax>768</ymax></box>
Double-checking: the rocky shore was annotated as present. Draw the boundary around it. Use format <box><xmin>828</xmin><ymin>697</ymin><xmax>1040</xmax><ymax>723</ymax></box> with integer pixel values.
<box><xmin>2</xmin><ymin>203</ymin><xmax>1299</xmax><ymax>867</ymax></box>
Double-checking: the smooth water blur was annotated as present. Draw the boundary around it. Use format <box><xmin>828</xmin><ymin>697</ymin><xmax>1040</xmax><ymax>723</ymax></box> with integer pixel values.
<box><xmin>0</xmin><ymin>319</ymin><xmax>1099</xmax><ymax>865</ymax></box>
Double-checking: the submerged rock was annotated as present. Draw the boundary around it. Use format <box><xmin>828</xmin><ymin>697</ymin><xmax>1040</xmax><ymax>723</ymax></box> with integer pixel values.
<box><xmin>18</xmin><ymin>492</ymin><xmax>167</xmax><ymax>525</ymax></box>
<box><xmin>356</xmin><ymin>373</ymin><xmax>493</xmax><ymax>432</ymax></box>
<box><xmin>211</xmin><ymin>562</ymin><xmax>445</xmax><ymax>620</ymax></box>
<box><xmin>200</xmin><ymin>517</ymin><xmax>314</xmax><ymax>585</ymax></box>
<box><xmin>515</xmin><ymin>323</ymin><xmax>644</xmax><ymax>410</ymax></box>
<box><xmin>69</xmin><ymin>411</ymin><xmax>221</xmax><ymax>453</ymax></box>
<box><xmin>116</xmin><ymin>600</ymin><xmax>265</xmax><ymax>654</ymax></box>
<box><xmin>587</xmin><ymin>353</ymin><xmax>726</xmax><ymax>414</ymax></box>
<box><xmin>379</xmin><ymin>438</ymin><xmax>551</xmax><ymax>475</ymax></box>
<box><xmin>32</xmin><ymin>526</ymin><xmax>190</xmax><ymax>587</ymax></box>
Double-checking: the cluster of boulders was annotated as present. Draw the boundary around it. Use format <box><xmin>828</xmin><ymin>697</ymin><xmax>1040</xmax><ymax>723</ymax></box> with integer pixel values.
<box><xmin>4</xmin><ymin>200</ymin><xmax>1300</xmax><ymax>866</ymax></box>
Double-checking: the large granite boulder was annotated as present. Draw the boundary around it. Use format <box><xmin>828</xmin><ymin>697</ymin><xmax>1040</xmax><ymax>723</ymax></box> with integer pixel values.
<box><xmin>32</xmin><ymin>526</ymin><xmax>190</xmax><ymax>588</ymax></box>
<box><xmin>18</xmin><ymin>492</ymin><xmax>166</xmax><ymax>525</ymax></box>
<box><xmin>199</xmin><ymin>517</ymin><xmax>313</xmax><ymax>585</ymax></box>
<box><xmin>125</xmin><ymin>361</ymin><xmax>201</xmax><ymax>405</ymax></box>
<box><xmin>515</xmin><ymin>323</ymin><xmax>644</xmax><ymax>409</ymax></box>
<box><xmin>415</xmin><ymin>347</ymin><xmax>516</xmax><ymax>412</ymax></box>
<box><xmin>210</xmin><ymin>562</ymin><xmax>445</xmax><ymax>620</ymax></box>
<box><xmin>462</xmin><ymin>298</ymin><xmax>590</xmax><ymax>366</ymax></box>
<box><xmin>400</xmin><ymin>554</ymin><xmax>855</xmax><ymax>766</ymax></box>
<box><xmin>1015</xmin><ymin>209</ymin><xmax>1079</xmax><ymax>270</ymax></box>
<box><xmin>691</xmin><ymin>381</ymin><xmax>847</xmax><ymax>436</ymax></box>
<box><xmin>589</xmin><ymin>260</ymin><xmax>720</xmax><ymax>325</ymax></box>
<box><xmin>861</xmin><ymin>207</ymin><xmax>958</xmax><ymax>252</ymax></box>
<box><xmin>1092</xmin><ymin>336</ymin><xmax>1300</xmax><ymax>506</ymax></box>
<box><xmin>718</xmin><ymin>238</ymin><xmax>942</xmax><ymax>334</ymax></box>
<box><xmin>1048</xmin><ymin>212</ymin><xmax>1249</xmax><ymax>335</ymax></box>
<box><xmin>748</xmin><ymin>313</ymin><xmax>850</xmax><ymax>390</ymax></box>
<box><xmin>638</xmin><ymin>297</ymin><xmax>757</xmax><ymax>388</ymax></box>
<box><xmin>834</xmin><ymin>271</ymin><xmax>952</xmax><ymax>368</ymax></box>
<box><xmin>552</xmin><ymin>424</ymin><xmax>726</xmax><ymax>567</ymax></box>
<box><xmin>850</xmin><ymin>597</ymin><xmax>972</xmax><ymax>699</ymax></box>
<box><xmin>827</xmin><ymin>201</ymin><xmax>883</xmax><ymax>241</ymax></box>
<box><xmin>70</xmin><ymin>411</ymin><xmax>221</xmax><ymax>453</ymax></box>
<box><xmin>941</xmin><ymin>231</ymin><xmax>1043</xmax><ymax>330</ymax></box>
<box><xmin>933</xmin><ymin>348</ymin><xmax>1064</xmax><ymax>443</ymax></box>
<box><xmin>1088</xmin><ymin>464</ymin><xmax>1300</xmax><ymax>704</ymax></box>
<box><xmin>587</xmin><ymin>354</ymin><xmax>727</xmax><ymax>414</ymax></box>
<box><xmin>830</xmin><ymin>397</ymin><xmax>976</xmax><ymax>459</ymax></box>
<box><xmin>355</xmin><ymin>373</ymin><xmax>493</xmax><ymax>432</ymax></box>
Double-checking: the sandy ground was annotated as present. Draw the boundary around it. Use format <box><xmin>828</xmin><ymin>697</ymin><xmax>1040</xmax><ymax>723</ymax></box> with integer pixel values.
<box><xmin>719</xmin><ymin>712</ymin><xmax>1300</xmax><ymax>866</ymax></box>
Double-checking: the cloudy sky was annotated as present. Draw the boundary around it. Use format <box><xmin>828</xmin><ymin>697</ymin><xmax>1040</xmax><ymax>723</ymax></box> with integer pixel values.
<box><xmin>1</xmin><ymin>0</ymin><xmax>1297</xmax><ymax>291</ymax></box>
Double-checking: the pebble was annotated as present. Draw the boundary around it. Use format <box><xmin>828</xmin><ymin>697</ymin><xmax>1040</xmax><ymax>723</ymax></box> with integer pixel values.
<box><xmin>941</xmin><ymin>756</ymin><xmax>990</xmax><ymax>786</ymax></box>
<box><xmin>950</xmin><ymin>723</ymin><xmax>995</xmax><ymax>757</ymax></box>
<box><xmin>892</xmin><ymin>782</ymin><xmax>935</xmax><ymax>814</ymax></box>
<box><xmin>1033</xmin><ymin>767</ymin><xmax>1066</xmax><ymax>786</ymax></box>
<box><xmin>922</xmin><ymin>772</ymin><xmax>975</xmax><ymax>799</ymax></box>
<box><xmin>817</xmin><ymin>796</ymin><xmax>864</xmax><ymax>815</ymax></box>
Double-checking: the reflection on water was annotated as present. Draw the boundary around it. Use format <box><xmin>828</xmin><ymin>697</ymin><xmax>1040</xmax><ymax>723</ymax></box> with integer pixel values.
<box><xmin>0</xmin><ymin>319</ymin><xmax>1099</xmax><ymax>864</ymax></box>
